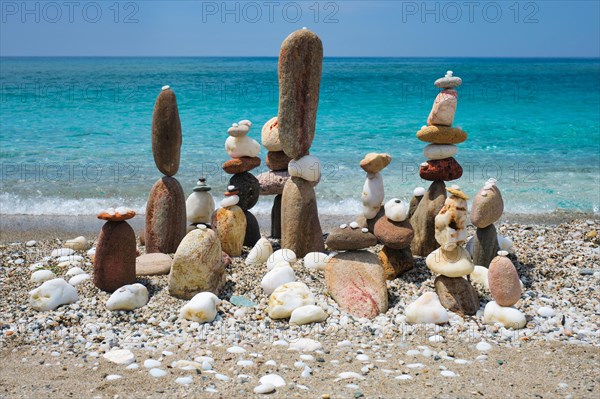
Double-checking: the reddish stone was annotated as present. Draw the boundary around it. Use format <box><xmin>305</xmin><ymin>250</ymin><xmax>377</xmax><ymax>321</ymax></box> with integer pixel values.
<box><xmin>222</xmin><ymin>157</ymin><xmax>261</xmax><ymax>174</ymax></box>
<box><xmin>97</xmin><ymin>209</ymin><xmax>135</xmax><ymax>222</ymax></box>
<box><xmin>378</xmin><ymin>246</ymin><xmax>413</xmax><ymax>280</ymax></box>
<box><xmin>419</xmin><ymin>157</ymin><xmax>463</xmax><ymax>181</ymax></box>
<box><xmin>266</xmin><ymin>151</ymin><xmax>292</xmax><ymax>171</ymax></box>
<box><xmin>325</xmin><ymin>251</ymin><xmax>388</xmax><ymax>319</ymax></box>
<box><xmin>94</xmin><ymin>221</ymin><xmax>136</xmax><ymax>292</ymax></box>
<box><xmin>145</xmin><ymin>176</ymin><xmax>186</xmax><ymax>254</ymax></box>
<box><xmin>373</xmin><ymin>217</ymin><xmax>414</xmax><ymax>249</ymax></box>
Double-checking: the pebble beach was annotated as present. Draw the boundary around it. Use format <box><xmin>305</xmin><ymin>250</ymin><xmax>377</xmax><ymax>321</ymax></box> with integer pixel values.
<box><xmin>1</xmin><ymin>219</ymin><xmax>598</xmax><ymax>398</ymax></box>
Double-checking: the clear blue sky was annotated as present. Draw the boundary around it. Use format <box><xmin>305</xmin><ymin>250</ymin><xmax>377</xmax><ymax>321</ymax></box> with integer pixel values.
<box><xmin>1</xmin><ymin>1</ymin><xmax>599</xmax><ymax>57</ymax></box>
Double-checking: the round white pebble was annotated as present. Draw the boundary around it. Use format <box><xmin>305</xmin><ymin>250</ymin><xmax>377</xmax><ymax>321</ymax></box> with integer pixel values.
<box><xmin>259</xmin><ymin>374</ymin><xmax>286</xmax><ymax>387</ymax></box>
<box><xmin>106</xmin><ymin>374</ymin><xmax>122</xmax><ymax>381</ymax></box>
<box><xmin>441</xmin><ymin>370</ymin><xmax>457</xmax><ymax>377</ymax></box>
<box><xmin>144</xmin><ymin>359</ymin><xmax>161</xmax><ymax>368</ymax></box>
<box><xmin>537</xmin><ymin>306</ymin><xmax>556</xmax><ymax>318</ymax></box>
<box><xmin>175</xmin><ymin>376</ymin><xmax>193</xmax><ymax>385</ymax></box>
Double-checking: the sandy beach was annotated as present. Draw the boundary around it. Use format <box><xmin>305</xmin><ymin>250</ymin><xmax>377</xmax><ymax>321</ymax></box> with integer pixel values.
<box><xmin>1</xmin><ymin>218</ymin><xmax>598</xmax><ymax>398</ymax></box>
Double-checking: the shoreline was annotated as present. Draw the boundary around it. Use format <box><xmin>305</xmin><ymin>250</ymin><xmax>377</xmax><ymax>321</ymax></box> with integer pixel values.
<box><xmin>1</xmin><ymin>211</ymin><xmax>598</xmax><ymax>242</ymax></box>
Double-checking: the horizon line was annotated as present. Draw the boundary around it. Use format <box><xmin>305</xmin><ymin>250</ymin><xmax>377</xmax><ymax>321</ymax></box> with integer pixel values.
<box><xmin>1</xmin><ymin>55</ymin><xmax>599</xmax><ymax>59</ymax></box>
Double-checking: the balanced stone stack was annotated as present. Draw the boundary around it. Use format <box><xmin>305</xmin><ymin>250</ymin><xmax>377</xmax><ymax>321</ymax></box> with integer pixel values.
<box><xmin>94</xmin><ymin>207</ymin><xmax>137</xmax><ymax>292</ymax></box>
<box><xmin>185</xmin><ymin>177</ymin><xmax>215</xmax><ymax>233</ymax></box>
<box><xmin>426</xmin><ymin>186</ymin><xmax>479</xmax><ymax>315</ymax></box>
<box><xmin>278</xmin><ymin>28</ymin><xmax>325</xmax><ymax>257</ymax></box>
<box><xmin>145</xmin><ymin>86</ymin><xmax>186</xmax><ymax>254</ymax></box>
<box><xmin>410</xmin><ymin>71</ymin><xmax>467</xmax><ymax>256</ymax></box>
<box><xmin>375</xmin><ymin>198</ymin><xmax>414</xmax><ymax>279</ymax></box>
<box><xmin>222</xmin><ymin>120</ymin><xmax>261</xmax><ymax>247</ymax></box>
<box><xmin>257</xmin><ymin>116</ymin><xmax>292</xmax><ymax>239</ymax></box>
<box><xmin>467</xmin><ymin>178</ymin><xmax>504</xmax><ymax>267</ymax></box>
<box><xmin>483</xmin><ymin>251</ymin><xmax>526</xmax><ymax>329</ymax></box>
<box><xmin>211</xmin><ymin>185</ymin><xmax>247</xmax><ymax>257</ymax></box>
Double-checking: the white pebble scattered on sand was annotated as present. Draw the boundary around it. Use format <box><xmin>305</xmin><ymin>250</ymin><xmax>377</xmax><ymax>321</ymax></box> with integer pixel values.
<box><xmin>215</xmin><ymin>373</ymin><xmax>230</xmax><ymax>382</ymax></box>
<box><xmin>175</xmin><ymin>376</ymin><xmax>193</xmax><ymax>385</ymax></box>
<box><xmin>476</xmin><ymin>341</ymin><xmax>492</xmax><ymax>352</ymax></box>
<box><xmin>149</xmin><ymin>368</ymin><xmax>167</xmax><ymax>378</ymax></box>
<box><xmin>143</xmin><ymin>359</ymin><xmax>161</xmax><ymax>368</ymax></box>
<box><xmin>259</xmin><ymin>374</ymin><xmax>286</xmax><ymax>387</ymax></box>
<box><xmin>538</xmin><ymin>306</ymin><xmax>556</xmax><ymax>317</ymax></box>
<box><xmin>227</xmin><ymin>346</ymin><xmax>246</xmax><ymax>354</ymax></box>
<box><xmin>106</xmin><ymin>375</ymin><xmax>122</xmax><ymax>381</ymax></box>
<box><xmin>441</xmin><ymin>370</ymin><xmax>457</xmax><ymax>377</ymax></box>
<box><xmin>254</xmin><ymin>383</ymin><xmax>276</xmax><ymax>394</ymax></box>
<box><xmin>395</xmin><ymin>374</ymin><xmax>413</xmax><ymax>380</ymax></box>
<box><xmin>103</xmin><ymin>349</ymin><xmax>135</xmax><ymax>365</ymax></box>
<box><xmin>338</xmin><ymin>372</ymin><xmax>365</xmax><ymax>380</ymax></box>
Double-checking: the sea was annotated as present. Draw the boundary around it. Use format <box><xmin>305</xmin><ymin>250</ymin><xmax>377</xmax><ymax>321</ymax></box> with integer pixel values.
<box><xmin>1</xmin><ymin>57</ymin><xmax>599</xmax><ymax>217</ymax></box>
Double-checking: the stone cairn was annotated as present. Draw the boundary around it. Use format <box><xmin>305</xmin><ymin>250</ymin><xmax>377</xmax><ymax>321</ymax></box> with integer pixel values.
<box><xmin>323</xmin><ymin>153</ymin><xmax>396</xmax><ymax>318</ymax></box>
<box><xmin>467</xmin><ymin>178</ymin><xmax>504</xmax><ymax>267</ymax></box>
<box><xmin>427</xmin><ymin>186</ymin><xmax>479</xmax><ymax>315</ymax></box>
<box><xmin>257</xmin><ymin>117</ymin><xmax>292</xmax><ymax>239</ymax></box>
<box><xmin>483</xmin><ymin>250</ymin><xmax>526</xmax><ymax>329</ymax></box>
<box><xmin>185</xmin><ymin>177</ymin><xmax>215</xmax><ymax>233</ymax></box>
<box><xmin>145</xmin><ymin>86</ymin><xmax>186</xmax><ymax>254</ymax></box>
<box><xmin>278</xmin><ymin>28</ymin><xmax>325</xmax><ymax>257</ymax></box>
<box><xmin>221</xmin><ymin>120</ymin><xmax>262</xmax><ymax>247</ymax></box>
<box><xmin>410</xmin><ymin>71</ymin><xmax>467</xmax><ymax>257</ymax></box>
<box><xmin>94</xmin><ymin>207</ymin><xmax>137</xmax><ymax>292</ymax></box>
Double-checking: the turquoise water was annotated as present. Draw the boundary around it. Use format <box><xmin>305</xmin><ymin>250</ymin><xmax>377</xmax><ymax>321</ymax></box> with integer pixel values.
<box><xmin>1</xmin><ymin>57</ymin><xmax>599</xmax><ymax>216</ymax></box>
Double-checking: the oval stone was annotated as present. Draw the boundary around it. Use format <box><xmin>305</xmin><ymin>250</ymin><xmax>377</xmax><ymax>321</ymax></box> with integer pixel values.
<box><xmin>423</xmin><ymin>144</ymin><xmax>458</xmax><ymax>160</ymax></box>
<box><xmin>373</xmin><ymin>217</ymin><xmax>414</xmax><ymax>249</ymax></box>
<box><xmin>211</xmin><ymin>205</ymin><xmax>246</xmax><ymax>257</ymax></box>
<box><xmin>266</xmin><ymin>151</ymin><xmax>292</xmax><ymax>171</ymax></box>
<box><xmin>152</xmin><ymin>88</ymin><xmax>182</xmax><ymax>177</ymax></box>
<box><xmin>488</xmin><ymin>254</ymin><xmax>521</xmax><ymax>306</ymax></box>
<box><xmin>261</xmin><ymin>116</ymin><xmax>282</xmax><ymax>151</ymax></box>
<box><xmin>229</xmin><ymin>172</ymin><xmax>260</xmax><ymax>211</ymax></box>
<box><xmin>168</xmin><ymin>229</ymin><xmax>225</xmax><ymax>299</ymax></box>
<box><xmin>278</xmin><ymin>29</ymin><xmax>323</xmax><ymax>159</ymax></box>
<box><xmin>145</xmin><ymin>176</ymin><xmax>187</xmax><ymax>254</ymax></box>
<box><xmin>470</xmin><ymin>182</ymin><xmax>504</xmax><ymax>228</ymax></box>
<box><xmin>420</xmin><ymin>157</ymin><xmax>463</xmax><ymax>181</ymax></box>
<box><xmin>222</xmin><ymin>157</ymin><xmax>261</xmax><ymax>174</ymax></box>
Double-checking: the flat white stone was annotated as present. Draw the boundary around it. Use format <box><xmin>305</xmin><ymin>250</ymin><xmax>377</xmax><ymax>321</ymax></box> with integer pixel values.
<box><xmin>220</xmin><ymin>195</ymin><xmax>239</xmax><ymax>208</ymax></box>
<box><xmin>537</xmin><ymin>306</ymin><xmax>555</xmax><ymax>318</ymax></box>
<box><xmin>65</xmin><ymin>267</ymin><xmax>85</xmax><ymax>277</ymax></box>
<box><xmin>106</xmin><ymin>283</ymin><xmax>149</xmax><ymax>311</ymax></box>
<box><xmin>356</xmin><ymin>354</ymin><xmax>370</xmax><ymax>362</ymax></box>
<box><xmin>261</xmin><ymin>265</ymin><xmax>296</xmax><ymax>295</ymax></box>
<box><xmin>30</xmin><ymin>269</ymin><xmax>56</xmax><ymax>283</ymax></box>
<box><xmin>288</xmin><ymin>155</ymin><xmax>321</xmax><ymax>182</ymax></box>
<box><xmin>268</xmin><ymin>282</ymin><xmax>315</xmax><ymax>319</ymax></box>
<box><xmin>149</xmin><ymin>368</ymin><xmax>167</xmax><ymax>378</ymax></box>
<box><xmin>396</xmin><ymin>374</ymin><xmax>413</xmax><ymax>380</ymax></box>
<box><xmin>237</xmin><ymin>360</ymin><xmax>254</xmax><ymax>367</ymax></box>
<box><xmin>26</xmin><ymin>240</ymin><xmax>37</xmax><ymax>247</ymax></box>
<box><xmin>29</xmin><ymin>278</ymin><xmax>78</xmax><ymax>311</ymax></box>
<box><xmin>227</xmin><ymin>346</ymin><xmax>246</xmax><ymax>354</ymax></box>
<box><xmin>423</xmin><ymin>144</ymin><xmax>458</xmax><ymax>160</ymax></box>
<box><xmin>266</xmin><ymin>249</ymin><xmax>297</xmax><ymax>270</ymax></box>
<box><xmin>144</xmin><ymin>359</ymin><xmax>161</xmax><ymax>368</ymax></box>
<box><xmin>245</xmin><ymin>238</ymin><xmax>273</xmax><ymax>266</ymax></box>
<box><xmin>51</xmin><ymin>248</ymin><xmax>74</xmax><ymax>257</ymax></box>
<box><xmin>476</xmin><ymin>341</ymin><xmax>491</xmax><ymax>352</ymax></box>
<box><xmin>483</xmin><ymin>301</ymin><xmax>526</xmax><ymax>329</ymax></box>
<box><xmin>175</xmin><ymin>376</ymin><xmax>193</xmax><ymax>385</ymax></box>
<box><xmin>441</xmin><ymin>370</ymin><xmax>457</xmax><ymax>377</ymax></box>
<box><xmin>64</xmin><ymin>236</ymin><xmax>89</xmax><ymax>251</ymax></box>
<box><xmin>259</xmin><ymin>374</ymin><xmax>285</xmax><ymax>387</ymax></box>
<box><xmin>179</xmin><ymin>292</ymin><xmax>221</xmax><ymax>323</ymax></box>
<box><xmin>254</xmin><ymin>383</ymin><xmax>276</xmax><ymax>394</ymax></box>
<box><xmin>106</xmin><ymin>374</ymin><xmax>122</xmax><ymax>381</ymax></box>
<box><xmin>405</xmin><ymin>292</ymin><xmax>449</xmax><ymax>325</ymax></box>
<box><xmin>338</xmin><ymin>372</ymin><xmax>365</xmax><ymax>380</ymax></box>
<box><xmin>103</xmin><ymin>349</ymin><xmax>135</xmax><ymax>365</ymax></box>
<box><xmin>215</xmin><ymin>373</ymin><xmax>229</xmax><ymax>381</ymax></box>
<box><xmin>68</xmin><ymin>273</ymin><xmax>91</xmax><ymax>286</ymax></box>
<box><xmin>288</xmin><ymin>338</ymin><xmax>322</xmax><ymax>352</ymax></box>
<box><xmin>289</xmin><ymin>305</ymin><xmax>328</xmax><ymax>325</ymax></box>
<box><xmin>303</xmin><ymin>252</ymin><xmax>331</xmax><ymax>270</ymax></box>
<box><xmin>126</xmin><ymin>363</ymin><xmax>139</xmax><ymax>370</ymax></box>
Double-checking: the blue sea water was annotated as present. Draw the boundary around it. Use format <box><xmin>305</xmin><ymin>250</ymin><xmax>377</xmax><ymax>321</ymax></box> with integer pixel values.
<box><xmin>0</xmin><ymin>57</ymin><xmax>599</xmax><ymax>216</ymax></box>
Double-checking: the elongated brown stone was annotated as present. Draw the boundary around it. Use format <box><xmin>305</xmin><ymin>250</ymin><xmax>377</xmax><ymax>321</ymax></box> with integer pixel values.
<box><xmin>281</xmin><ymin>177</ymin><xmax>324</xmax><ymax>257</ymax></box>
<box><xmin>410</xmin><ymin>180</ymin><xmax>447</xmax><ymax>256</ymax></box>
<box><xmin>278</xmin><ymin>29</ymin><xmax>323</xmax><ymax>159</ymax></box>
<box><xmin>152</xmin><ymin>88</ymin><xmax>182</xmax><ymax>177</ymax></box>
<box><xmin>94</xmin><ymin>221</ymin><xmax>136</xmax><ymax>292</ymax></box>
<box><xmin>145</xmin><ymin>176</ymin><xmax>186</xmax><ymax>254</ymax></box>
